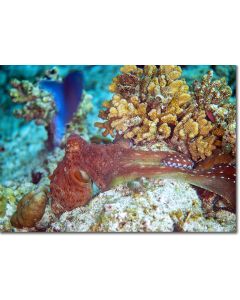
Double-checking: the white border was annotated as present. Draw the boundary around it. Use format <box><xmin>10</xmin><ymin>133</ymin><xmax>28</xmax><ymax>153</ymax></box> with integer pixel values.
<box><xmin>0</xmin><ymin>1</ymin><xmax>239</xmax><ymax>299</ymax></box>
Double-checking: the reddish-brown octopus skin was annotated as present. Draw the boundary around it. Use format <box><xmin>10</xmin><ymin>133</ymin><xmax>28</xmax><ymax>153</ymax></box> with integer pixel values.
<box><xmin>49</xmin><ymin>148</ymin><xmax>93</xmax><ymax>216</ymax></box>
<box><xmin>50</xmin><ymin>134</ymin><xmax>236</xmax><ymax>215</ymax></box>
<box><xmin>49</xmin><ymin>134</ymin><xmax>179</xmax><ymax>215</ymax></box>
<box><xmin>61</xmin><ymin>134</ymin><xmax>183</xmax><ymax>191</ymax></box>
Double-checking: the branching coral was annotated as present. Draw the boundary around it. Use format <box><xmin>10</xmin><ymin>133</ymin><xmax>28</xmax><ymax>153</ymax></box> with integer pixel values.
<box><xmin>10</xmin><ymin>68</ymin><xmax>85</xmax><ymax>150</ymax></box>
<box><xmin>10</xmin><ymin>187</ymin><xmax>48</xmax><ymax>228</ymax></box>
<box><xmin>207</xmin><ymin>101</ymin><xmax>236</xmax><ymax>156</ymax></box>
<box><xmin>171</xmin><ymin>109</ymin><xmax>217</xmax><ymax>161</ymax></box>
<box><xmin>96</xmin><ymin>66</ymin><xmax>236</xmax><ymax>162</ymax></box>
<box><xmin>193</xmin><ymin>70</ymin><xmax>232</xmax><ymax>108</ymax></box>
<box><xmin>190</xmin><ymin>70</ymin><xmax>236</xmax><ymax>159</ymax></box>
<box><xmin>50</xmin><ymin>135</ymin><xmax>236</xmax><ymax>216</ymax></box>
<box><xmin>10</xmin><ymin>78</ymin><xmax>56</xmax><ymax>149</ymax></box>
<box><xmin>10</xmin><ymin>79</ymin><xmax>56</xmax><ymax>125</ymax></box>
<box><xmin>95</xmin><ymin>65</ymin><xmax>191</xmax><ymax>144</ymax></box>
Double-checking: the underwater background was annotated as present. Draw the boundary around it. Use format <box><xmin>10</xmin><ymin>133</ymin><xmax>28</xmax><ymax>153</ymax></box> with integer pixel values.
<box><xmin>0</xmin><ymin>65</ymin><xmax>236</xmax><ymax>232</ymax></box>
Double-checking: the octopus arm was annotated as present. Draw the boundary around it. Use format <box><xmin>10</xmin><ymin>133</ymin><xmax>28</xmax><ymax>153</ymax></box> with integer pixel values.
<box><xmin>108</xmin><ymin>165</ymin><xmax>236</xmax><ymax>211</ymax></box>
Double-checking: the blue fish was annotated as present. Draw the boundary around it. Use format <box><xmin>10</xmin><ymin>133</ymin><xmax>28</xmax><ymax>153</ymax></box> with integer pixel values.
<box><xmin>39</xmin><ymin>71</ymin><xmax>84</xmax><ymax>143</ymax></box>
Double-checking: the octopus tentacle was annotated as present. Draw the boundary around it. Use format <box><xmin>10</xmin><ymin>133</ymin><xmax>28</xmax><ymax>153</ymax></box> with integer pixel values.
<box><xmin>109</xmin><ymin>164</ymin><xmax>236</xmax><ymax>211</ymax></box>
<box><xmin>49</xmin><ymin>135</ymin><xmax>236</xmax><ymax>215</ymax></box>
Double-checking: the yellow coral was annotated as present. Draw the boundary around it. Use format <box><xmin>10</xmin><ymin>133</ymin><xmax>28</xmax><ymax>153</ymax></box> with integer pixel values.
<box><xmin>183</xmin><ymin>119</ymin><xmax>199</xmax><ymax>139</ymax></box>
<box><xmin>158</xmin><ymin>123</ymin><xmax>171</xmax><ymax>138</ymax></box>
<box><xmin>196</xmin><ymin>111</ymin><xmax>213</xmax><ymax>136</ymax></box>
<box><xmin>173</xmin><ymin>111</ymin><xmax>194</xmax><ymax>140</ymax></box>
<box><xmin>189</xmin><ymin>136</ymin><xmax>217</xmax><ymax>161</ymax></box>
<box><xmin>120</xmin><ymin>65</ymin><xmax>139</xmax><ymax>74</ymax></box>
<box><xmin>160</xmin><ymin>114</ymin><xmax>177</xmax><ymax>125</ymax></box>
<box><xmin>193</xmin><ymin>70</ymin><xmax>232</xmax><ymax>108</ymax></box>
<box><xmin>95</xmin><ymin>65</ymin><xmax>235</xmax><ymax>162</ymax></box>
<box><xmin>171</xmin><ymin>108</ymin><xmax>220</xmax><ymax>160</ymax></box>
<box><xmin>95</xmin><ymin>65</ymin><xmax>192</xmax><ymax>144</ymax></box>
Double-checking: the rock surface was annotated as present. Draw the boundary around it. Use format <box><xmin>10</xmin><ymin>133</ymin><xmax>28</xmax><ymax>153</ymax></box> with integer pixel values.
<box><xmin>48</xmin><ymin>178</ymin><xmax>236</xmax><ymax>233</ymax></box>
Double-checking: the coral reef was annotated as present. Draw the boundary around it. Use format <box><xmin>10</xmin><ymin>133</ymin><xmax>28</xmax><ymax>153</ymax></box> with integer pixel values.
<box><xmin>9</xmin><ymin>69</ymin><xmax>96</xmax><ymax>150</ymax></box>
<box><xmin>172</xmin><ymin>70</ymin><xmax>236</xmax><ymax>160</ymax></box>
<box><xmin>192</xmin><ymin>70</ymin><xmax>232</xmax><ymax>108</ymax></box>
<box><xmin>49</xmin><ymin>135</ymin><xmax>236</xmax><ymax>216</ymax></box>
<box><xmin>0</xmin><ymin>65</ymin><xmax>236</xmax><ymax>233</ymax></box>
<box><xmin>214</xmin><ymin>65</ymin><xmax>236</xmax><ymax>96</ymax></box>
<box><xmin>182</xmin><ymin>65</ymin><xmax>236</xmax><ymax>97</ymax></box>
<box><xmin>10</xmin><ymin>187</ymin><xmax>48</xmax><ymax>228</ymax></box>
<box><xmin>39</xmin><ymin>70</ymin><xmax>84</xmax><ymax>144</ymax></box>
<box><xmin>10</xmin><ymin>78</ymin><xmax>56</xmax><ymax>127</ymax></box>
<box><xmin>0</xmin><ymin>66</ymin><xmax>48</xmax><ymax>110</ymax></box>
<box><xmin>96</xmin><ymin>65</ymin><xmax>191</xmax><ymax>143</ymax></box>
<box><xmin>96</xmin><ymin>66</ymin><xmax>236</xmax><ymax>163</ymax></box>
<box><xmin>192</xmin><ymin>70</ymin><xmax>235</xmax><ymax>158</ymax></box>
<box><xmin>10</xmin><ymin>78</ymin><xmax>56</xmax><ymax>149</ymax></box>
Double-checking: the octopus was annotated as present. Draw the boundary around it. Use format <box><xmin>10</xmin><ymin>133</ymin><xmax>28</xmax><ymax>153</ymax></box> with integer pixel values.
<box><xmin>50</xmin><ymin>134</ymin><xmax>236</xmax><ymax>216</ymax></box>
<box><xmin>49</xmin><ymin>152</ymin><xmax>93</xmax><ymax>216</ymax></box>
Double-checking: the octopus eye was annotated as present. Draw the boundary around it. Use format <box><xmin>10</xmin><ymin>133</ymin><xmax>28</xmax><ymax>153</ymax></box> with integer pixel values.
<box><xmin>80</xmin><ymin>170</ymin><xmax>91</xmax><ymax>181</ymax></box>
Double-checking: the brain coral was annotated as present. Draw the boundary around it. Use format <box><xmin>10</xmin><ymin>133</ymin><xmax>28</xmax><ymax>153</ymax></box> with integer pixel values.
<box><xmin>96</xmin><ymin>65</ymin><xmax>235</xmax><ymax>162</ymax></box>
